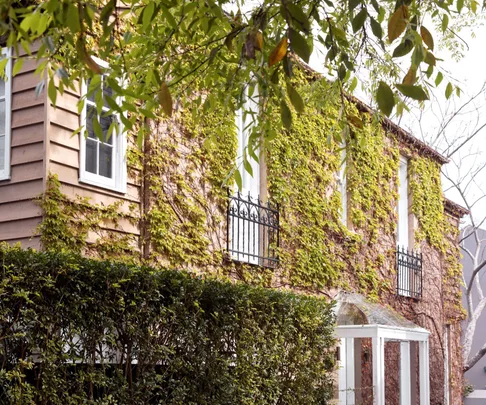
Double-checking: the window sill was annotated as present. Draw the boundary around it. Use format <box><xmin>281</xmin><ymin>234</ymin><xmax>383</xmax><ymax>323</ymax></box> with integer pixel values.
<box><xmin>79</xmin><ymin>176</ymin><xmax>126</xmax><ymax>195</ymax></box>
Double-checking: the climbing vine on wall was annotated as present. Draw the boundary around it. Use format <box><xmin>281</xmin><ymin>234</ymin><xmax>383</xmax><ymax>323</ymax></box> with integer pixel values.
<box><xmin>144</xmin><ymin>103</ymin><xmax>237</xmax><ymax>269</ymax></box>
<box><xmin>34</xmin><ymin>74</ymin><xmax>462</xmax><ymax>309</ymax></box>
<box><xmin>37</xmin><ymin>174</ymin><xmax>139</xmax><ymax>262</ymax></box>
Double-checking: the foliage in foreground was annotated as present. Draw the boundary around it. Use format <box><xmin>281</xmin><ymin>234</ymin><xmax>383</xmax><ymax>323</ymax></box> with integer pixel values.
<box><xmin>0</xmin><ymin>244</ymin><xmax>336</xmax><ymax>404</ymax></box>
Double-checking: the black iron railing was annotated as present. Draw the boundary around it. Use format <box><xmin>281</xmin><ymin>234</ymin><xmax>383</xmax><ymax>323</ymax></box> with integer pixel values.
<box><xmin>396</xmin><ymin>246</ymin><xmax>423</xmax><ymax>299</ymax></box>
<box><xmin>227</xmin><ymin>191</ymin><xmax>279</xmax><ymax>268</ymax></box>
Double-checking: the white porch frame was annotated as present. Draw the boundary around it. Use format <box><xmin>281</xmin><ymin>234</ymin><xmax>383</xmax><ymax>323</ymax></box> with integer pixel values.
<box><xmin>336</xmin><ymin>324</ymin><xmax>430</xmax><ymax>405</ymax></box>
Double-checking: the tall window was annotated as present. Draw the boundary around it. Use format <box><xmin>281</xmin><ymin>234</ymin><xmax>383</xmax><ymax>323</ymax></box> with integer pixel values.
<box><xmin>338</xmin><ymin>145</ymin><xmax>347</xmax><ymax>225</ymax></box>
<box><xmin>397</xmin><ymin>156</ymin><xmax>409</xmax><ymax>248</ymax></box>
<box><xmin>79</xmin><ymin>61</ymin><xmax>126</xmax><ymax>192</ymax></box>
<box><xmin>0</xmin><ymin>48</ymin><xmax>12</xmax><ymax>181</ymax></box>
<box><xmin>236</xmin><ymin>88</ymin><xmax>260</xmax><ymax>196</ymax></box>
<box><xmin>227</xmin><ymin>87</ymin><xmax>280</xmax><ymax>268</ymax></box>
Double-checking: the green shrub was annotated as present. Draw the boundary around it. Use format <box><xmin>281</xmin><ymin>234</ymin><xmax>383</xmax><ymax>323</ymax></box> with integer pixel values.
<box><xmin>0</xmin><ymin>244</ymin><xmax>336</xmax><ymax>404</ymax></box>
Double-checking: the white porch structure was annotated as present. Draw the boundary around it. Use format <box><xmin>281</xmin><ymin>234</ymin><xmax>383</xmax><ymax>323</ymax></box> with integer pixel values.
<box><xmin>335</xmin><ymin>293</ymin><xmax>430</xmax><ymax>405</ymax></box>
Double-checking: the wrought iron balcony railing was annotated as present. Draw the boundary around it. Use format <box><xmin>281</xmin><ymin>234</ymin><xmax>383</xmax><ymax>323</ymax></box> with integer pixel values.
<box><xmin>227</xmin><ymin>191</ymin><xmax>279</xmax><ymax>268</ymax></box>
<box><xmin>396</xmin><ymin>246</ymin><xmax>423</xmax><ymax>299</ymax></box>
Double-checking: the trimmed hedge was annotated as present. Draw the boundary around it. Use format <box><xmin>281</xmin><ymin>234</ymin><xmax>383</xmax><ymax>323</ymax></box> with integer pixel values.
<box><xmin>0</xmin><ymin>245</ymin><xmax>336</xmax><ymax>404</ymax></box>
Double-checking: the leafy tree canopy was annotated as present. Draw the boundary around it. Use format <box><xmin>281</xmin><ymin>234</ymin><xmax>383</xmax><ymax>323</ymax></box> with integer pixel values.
<box><xmin>0</xmin><ymin>0</ymin><xmax>478</xmax><ymax>158</ymax></box>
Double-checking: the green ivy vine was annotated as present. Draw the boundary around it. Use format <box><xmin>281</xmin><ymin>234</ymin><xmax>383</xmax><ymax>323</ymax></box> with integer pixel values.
<box><xmin>34</xmin><ymin>74</ymin><xmax>462</xmax><ymax>309</ymax></box>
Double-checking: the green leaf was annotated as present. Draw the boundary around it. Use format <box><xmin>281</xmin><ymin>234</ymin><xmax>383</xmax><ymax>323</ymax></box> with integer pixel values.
<box><xmin>66</xmin><ymin>3</ymin><xmax>80</xmax><ymax>33</ymax></box>
<box><xmin>160</xmin><ymin>4</ymin><xmax>177</xmax><ymax>29</ymax></box>
<box><xmin>349</xmin><ymin>76</ymin><xmax>358</xmax><ymax>93</ymax></box>
<box><xmin>392</xmin><ymin>39</ymin><xmax>414</xmax><ymax>57</ymax></box>
<box><xmin>100</xmin><ymin>0</ymin><xmax>116</xmax><ymax>25</ymax></box>
<box><xmin>142</xmin><ymin>2</ymin><xmax>155</xmax><ymax>31</ymax></box>
<box><xmin>92</xmin><ymin>115</ymin><xmax>103</xmax><ymax>140</ymax></box>
<box><xmin>48</xmin><ymin>77</ymin><xmax>57</xmax><ymax>106</ymax></box>
<box><xmin>286</xmin><ymin>4</ymin><xmax>311</xmax><ymax>32</ymax></box>
<box><xmin>445</xmin><ymin>82</ymin><xmax>453</xmax><ymax>99</ymax></box>
<box><xmin>280</xmin><ymin>99</ymin><xmax>292</xmax><ymax>128</ymax></box>
<box><xmin>471</xmin><ymin>0</ymin><xmax>478</xmax><ymax>13</ymax></box>
<box><xmin>338</xmin><ymin>64</ymin><xmax>346</xmax><ymax>81</ymax></box>
<box><xmin>286</xmin><ymin>82</ymin><xmax>304</xmax><ymax>113</ymax></box>
<box><xmin>243</xmin><ymin>151</ymin><xmax>253</xmax><ymax>177</ymax></box>
<box><xmin>411</xmin><ymin>43</ymin><xmax>425</xmax><ymax>67</ymax></box>
<box><xmin>395</xmin><ymin>84</ymin><xmax>429</xmax><ymax>100</ymax></box>
<box><xmin>289</xmin><ymin>28</ymin><xmax>311</xmax><ymax>63</ymax></box>
<box><xmin>349</xmin><ymin>0</ymin><xmax>361</xmax><ymax>11</ymax></box>
<box><xmin>12</xmin><ymin>58</ymin><xmax>24</xmax><ymax>76</ymax></box>
<box><xmin>234</xmin><ymin>167</ymin><xmax>243</xmax><ymax>190</ymax></box>
<box><xmin>376</xmin><ymin>81</ymin><xmax>395</xmax><ymax>116</ymax></box>
<box><xmin>388</xmin><ymin>5</ymin><xmax>409</xmax><ymax>42</ymax></box>
<box><xmin>352</xmin><ymin>8</ymin><xmax>368</xmax><ymax>33</ymax></box>
<box><xmin>370</xmin><ymin>17</ymin><xmax>383</xmax><ymax>39</ymax></box>
<box><xmin>441</xmin><ymin>14</ymin><xmax>449</xmax><ymax>32</ymax></box>
<box><xmin>435</xmin><ymin>71</ymin><xmax>443</xmax><ymax>86</ymax></box>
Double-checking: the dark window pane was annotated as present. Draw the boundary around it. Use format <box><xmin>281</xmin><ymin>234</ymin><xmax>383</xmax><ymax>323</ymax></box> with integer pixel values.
<box><xmin>85</xmin><ymin>138</ymin><xmax>97</xmax><ymax>174</ymax></box>
<box><xmin>99</xmin><ymin>143</ymin><xmax>113</xmax><ymax>178</ymax></box>
<box><xmin>87</xmin><ymin>105</ymin><xmax>97</xmax><ymax>139</ymax></box>
<box><xmin>101</xmin><ymin>113</ymin><xmax>114</xmax><ymax>145</ymax></box>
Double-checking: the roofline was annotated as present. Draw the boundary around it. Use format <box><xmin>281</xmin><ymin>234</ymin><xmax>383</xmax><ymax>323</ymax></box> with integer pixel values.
<box><xmin>293</xmin><ymin>56</ymin><xmax>450</xmax><ymax>165</ymax></box>
<box><xmin>348</xmin><ymin>95</ymin><xmax>449</xmax><ymax>165</ymax></box>
<box><xmin>444</xmin><ymin>198</ymin><xmax>469</xmax><ymax>218</ymax></box>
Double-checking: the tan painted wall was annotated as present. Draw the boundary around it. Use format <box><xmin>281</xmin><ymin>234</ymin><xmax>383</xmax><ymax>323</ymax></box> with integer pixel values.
<box><xmin>0</xmin><ymin>44</ymin><xmax>46</xmax><ymax>249</ymax></box>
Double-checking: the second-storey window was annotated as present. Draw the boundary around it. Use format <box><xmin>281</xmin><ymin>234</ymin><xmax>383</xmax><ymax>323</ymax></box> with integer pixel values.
<box><xmin>396</xmin><ymin>156</ymin><xmax>422</xmax><ymax>299</ymax></box>
<box><xmin>79</xmin><ymin>65</ymin><xmax>126</xmax><ymax>193</ymax></box>
<box><xmin>227</xmin><ymin>87</ymin><xmax>280</xmax><ymax>268</ymax></box>
<box><xmin>338</xmin><ymin>145</ymin><xmax>347</xmax><ymax>225</ymax></box>
<box><xmin>0</xmin><ymin>48</ymin><xmax>12</xmax><ymax>181</ymax></box>
<box><xmin>397</xmin><ymin>156</ymin><xmax>409</xmax><ymax>248</ymax></box>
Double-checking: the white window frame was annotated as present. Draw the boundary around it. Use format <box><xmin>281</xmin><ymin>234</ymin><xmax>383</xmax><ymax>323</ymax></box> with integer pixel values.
<box><xmin>79</xmin><ymin>57</ymin><xmax>126</xmax><ymax>193</ymax></box>
<box><xmin>0</xmin><ymin>47</ymin><xmax>12</xmax><ymax>181</ymax></box>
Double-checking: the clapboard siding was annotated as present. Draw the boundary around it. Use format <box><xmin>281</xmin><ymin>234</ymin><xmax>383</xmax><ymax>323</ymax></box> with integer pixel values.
<box><xmin>0</xmin><ymin>56</ymin><xmax>46</xmax><ymax>246</ymax></box>
<box><xmin>0</xmin><ymin>200</ymin><xmax>42</xmax><ymax>222</ymax></box>
<box><xmin>0</xmin><ymin>217</ymin><xmax>42</xmax><ymax>241</ymax></box>
<box><xmin>4</xmin><ymin>236</ymin><xmax>42</xmax><ymax>249</ymax></box>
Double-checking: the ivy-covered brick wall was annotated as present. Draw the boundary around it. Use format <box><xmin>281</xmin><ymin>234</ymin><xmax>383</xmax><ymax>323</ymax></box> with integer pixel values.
<box><xmin>32</xmin><ymin>74</ymin><xmax>465</xmax><ymax>404</ymax></box>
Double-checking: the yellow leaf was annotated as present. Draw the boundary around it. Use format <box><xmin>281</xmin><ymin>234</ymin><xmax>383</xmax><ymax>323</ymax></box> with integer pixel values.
<box><xmin>269</xmin><ymin>37</ymin><xmax>288</xmax><ymax>67</ymax></box>
<box><xmin>402</xmin><ymin>66</ymin><xmax>417</xmax><ymax>85</ymax></box>
<box><xmin>420</xmin><ymin>26</ymin><xmax>434</xmax><ymax>51</ymax></box>
<box><xmin>388</xmin><ymin>6</ymin><xmax>409</xmax><ymax>43</ymax></box>
<box><xmin>255</xmin><ymin>31</ymin><xmax>263</xmax><ymax>51</ymax></box>
<box><xmin>159</xmin><ymin>81</ymin><xmax>173</xmax><ymax>117</ymax></box>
